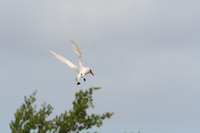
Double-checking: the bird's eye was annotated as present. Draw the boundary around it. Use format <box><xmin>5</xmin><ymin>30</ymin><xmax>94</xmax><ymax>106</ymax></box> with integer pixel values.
<box><xmin>90</xmin><ymin>70</ymin><xmax>92</xmax><ymax>73</ymax></box>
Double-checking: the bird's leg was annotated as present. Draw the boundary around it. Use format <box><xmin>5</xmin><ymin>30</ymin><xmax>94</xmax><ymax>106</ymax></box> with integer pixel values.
<box><xmin>76</xmin><ymin>74</ymin><xmax>82</xmax><ymax>85</ymax></box>
<box><xmin>83</xmin><ymin>78</ymin><xmax>86</xmax><ymax>82</ymax></box>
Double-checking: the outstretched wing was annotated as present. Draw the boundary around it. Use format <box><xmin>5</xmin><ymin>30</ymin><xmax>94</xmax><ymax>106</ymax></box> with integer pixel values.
<box><xmin>49</xmin><ymin>50</ymin><xmax>79</xmax><ymax>74</ymax></box>
<box><xmin>71</xmin><ymin>40</ymin><xmax>84</xmax><ymax>68</ymax></box>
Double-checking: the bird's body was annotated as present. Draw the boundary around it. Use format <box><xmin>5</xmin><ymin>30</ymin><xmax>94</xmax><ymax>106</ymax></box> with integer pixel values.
<box><xmin>50</xmin><ymin>40</ymin><xmax>94</xmax><ymax>85</ymax></box>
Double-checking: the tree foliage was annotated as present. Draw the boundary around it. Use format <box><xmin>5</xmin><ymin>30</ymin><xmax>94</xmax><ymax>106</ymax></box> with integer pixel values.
<box><xmin>10</xmin><ymin>87</ymin><xmax>114</xmax><ymax>133</ymax></box>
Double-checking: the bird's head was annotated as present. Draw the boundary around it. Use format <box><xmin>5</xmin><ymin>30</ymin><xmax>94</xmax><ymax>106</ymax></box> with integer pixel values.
<box><xmin>85</xmin><ymin>67</ymin><xmax>94</xmax><ymax>76</ymax></box>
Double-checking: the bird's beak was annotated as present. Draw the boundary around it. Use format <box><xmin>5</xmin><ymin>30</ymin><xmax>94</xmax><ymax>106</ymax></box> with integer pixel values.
<box><xmin>90</xmin><ymin>72</ymin><xmax>94</xmax><ymax>76</ymax></box>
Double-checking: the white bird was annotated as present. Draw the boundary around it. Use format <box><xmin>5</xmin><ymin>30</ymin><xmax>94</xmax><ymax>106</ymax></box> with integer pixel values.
<box><xmin>49</xmin><ymin>40</ymin><xmax>94</xmax><ymax>85</ymax></box>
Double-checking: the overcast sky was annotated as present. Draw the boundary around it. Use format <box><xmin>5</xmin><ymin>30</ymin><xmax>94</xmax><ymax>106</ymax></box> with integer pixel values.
<box><xmin>1</xmin><ymin>0</ymin><xmax>200</xmax><ymax>133</ymax></box>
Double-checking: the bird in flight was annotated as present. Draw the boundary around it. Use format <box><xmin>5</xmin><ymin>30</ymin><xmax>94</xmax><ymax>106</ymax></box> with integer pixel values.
<box><xmin>50</xmin><ymin>40</ymin><xmax>94</xmax><ymax>85</ymax></box>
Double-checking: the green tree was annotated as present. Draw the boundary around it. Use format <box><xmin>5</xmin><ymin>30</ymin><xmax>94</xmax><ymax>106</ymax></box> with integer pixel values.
<box><xmin>10</xmin><ymin>87</ymin><xmax>114</xmax><ymax>133</ymax></box>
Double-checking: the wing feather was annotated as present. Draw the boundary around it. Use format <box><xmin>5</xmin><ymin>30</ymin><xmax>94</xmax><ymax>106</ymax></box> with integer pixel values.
<box><xmin>49</xmin><ymin>50</ymin><xmax>79</xmax><ymax>74</ymax></box>
<box><xmin>71</xmin><ymin>40</ymin><xmax>84</xmax><ymax>68</ymax></box>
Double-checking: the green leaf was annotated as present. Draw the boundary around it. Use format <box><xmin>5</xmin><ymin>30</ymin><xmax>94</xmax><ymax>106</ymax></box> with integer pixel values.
<box><xmin>10</xmin><ymin>87</ymin><xmax>114</xmax><ymax>132</ymax></box>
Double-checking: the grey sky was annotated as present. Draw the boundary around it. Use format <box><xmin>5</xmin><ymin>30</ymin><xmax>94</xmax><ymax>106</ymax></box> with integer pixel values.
<box><xmin>1</xmin><ymin>0</ymin><xmax>200</xmax><ymax>133</ymax></box>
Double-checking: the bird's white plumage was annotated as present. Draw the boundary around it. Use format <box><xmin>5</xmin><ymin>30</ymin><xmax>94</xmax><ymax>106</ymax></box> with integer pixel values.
<box><xmin>49</xmin><ymin>40</ymin><xmax>94</xmax><ymax>85</ymax></box>
<box><xmin>71</xmin><ymin>40</ymin><xmax>84</xmax><ymax>68</ymax></box>
<box><xmin>49</xmin><ymin>50</ymin><xmax>79</xmax><ymax>74</ymax></box>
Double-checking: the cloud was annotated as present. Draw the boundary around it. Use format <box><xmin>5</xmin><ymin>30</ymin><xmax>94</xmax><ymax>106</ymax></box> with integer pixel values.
<box><xmin>1</xmin><ymin>1</ymin><xmax>200</xmax><ymax>133</ymax></box>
